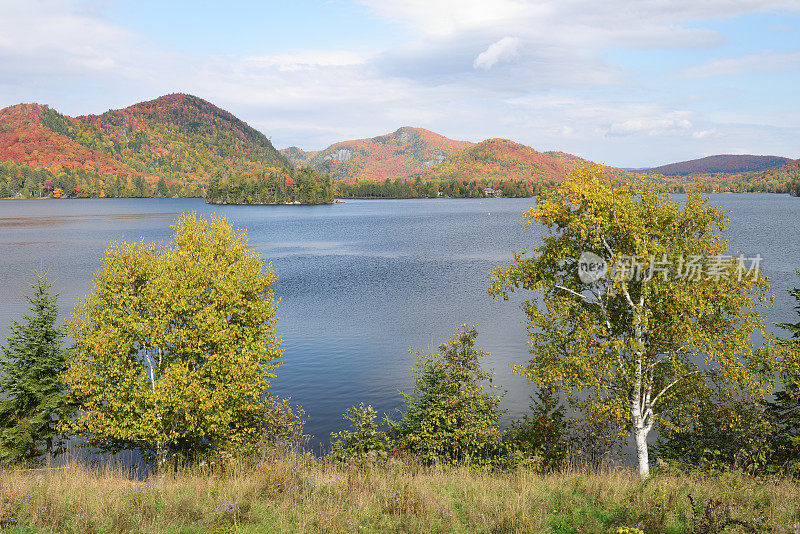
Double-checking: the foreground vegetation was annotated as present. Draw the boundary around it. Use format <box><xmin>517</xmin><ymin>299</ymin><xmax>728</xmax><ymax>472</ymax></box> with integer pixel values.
<box><xmin>1</xmin><ymin>455</ymin><xmax>798</xmax><ymax>533</ymax></box>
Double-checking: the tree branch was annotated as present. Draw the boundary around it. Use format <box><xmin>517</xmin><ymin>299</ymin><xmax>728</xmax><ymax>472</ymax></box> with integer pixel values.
<box><xmin>596</xmin><ymin>284</ymin><xmax>627</xmax><ymax>379</ymax></box>
<box><xmin>555</xmin><ymin>285</ymin><xmax>593</xmax><ymax>304</ymax></box>
<box><xmin>644</xmin><ymin>370</ymin><xmax>703</xmax><ymax>420</ymax></box>
<box><xmin>621</xmin><ymin>284</ymin><xmax>637</xmax><ymax>310</ymax></box>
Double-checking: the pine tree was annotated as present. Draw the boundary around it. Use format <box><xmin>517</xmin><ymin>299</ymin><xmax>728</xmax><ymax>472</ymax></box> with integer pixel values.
<box><xmin>388</xmin><ymin>325</ymin><xmax>505</xmax><ymax>466</ymax></box>
<box><xmin>156</xmin><ymin>176</ymin><xmax>170</xmax><ymax>197</ymax></box>
<box><xmin>0</xmin><ymin>270</ymin><xmax>69</xmax><ymax>465</ymax></box>
<box><xmin>769</xmin><ymin>270</ymin><xmax>800</xmax><ymax>472</ymax></box>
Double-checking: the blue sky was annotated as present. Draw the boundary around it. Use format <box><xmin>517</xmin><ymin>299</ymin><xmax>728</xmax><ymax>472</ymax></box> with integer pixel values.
<box><xmin>1</xmin><ymin>0</ymin><xmax>798</xmax><ymax>166</ymax></box>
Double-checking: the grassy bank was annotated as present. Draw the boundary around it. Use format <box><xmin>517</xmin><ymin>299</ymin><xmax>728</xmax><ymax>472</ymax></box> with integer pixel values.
<box><xmin>0</xmin><ymin>455</ymin><xmax>798</xmax><ymax>533</ymax></box>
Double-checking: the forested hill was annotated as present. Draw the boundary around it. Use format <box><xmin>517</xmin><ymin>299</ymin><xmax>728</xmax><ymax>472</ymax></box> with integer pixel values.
<box><xmin>633</xmin><ymin>154</ymin><xmax>791</xmax><ymax>176</ymax></box>
<box><xmin>417</xmin><ymin>138</ymin><xmax>631</xmax><ymax>186</ymax></box>
<box><xmin>281</xmin><ymin>127</ymin><xmax>474</xmax><ymax>181</ymax></box>
<box><xmin>759</xmin><ymin>158</ymin><xmax>800</xmax><ymax>196</ymax></box>
<box><xmin>0</xmin><ymin>103</ymin><xmax>141</xmax><ymax>178</ymax></box>
<box><xmin>0</xmin><ymin>94</ymin><xmax>289</xmax><ymax>197</ymax></box>
<box><xmin>2</xmin><ymin>94</ymin><xmax>797</xmax><ymax>199</ymax></box>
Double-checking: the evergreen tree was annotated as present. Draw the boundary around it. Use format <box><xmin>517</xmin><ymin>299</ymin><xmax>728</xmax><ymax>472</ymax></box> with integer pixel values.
<box><xmin>505</xmin><ymin>387</ymin><xmax>570</xmax><ymax>471</ymax></box>
<box><xmin>329</xmin><ymin>403</ymin><xmax>389</xmax><ymax>463</ymax></box>
<box><xmin>0</xmin><ymin>270</ymin><xmax>69</xmax><ymax>465</ymax></box>
<box><xmin>388</xmin><ymin>325</ymin><xmax>505</xmax><ymax>466</ymax></box>
<box><xmin>156</xmin><ymin>176</ymin><xmax>170</xmax><ymax>197</ymax></box>
<box><xmin>768</xmin><ymin>270</ymin><xmax>800</xmax><ymax>473</ymax></box>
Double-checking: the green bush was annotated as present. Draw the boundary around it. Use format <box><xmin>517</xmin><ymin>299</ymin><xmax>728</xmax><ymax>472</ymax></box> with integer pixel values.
<box><xmin>329</xmin><ymin>403</ymin><xmax>388</xmax><ymax>463</ymax></box>
<box><xmin>387</xmin><ymin>325</ymin><xmax>505</xmax><ymax>466</ymax></box>
<box><xmin>653</xmin><ymin>387</ymin><xmax>776</xmax><ymax>474</ymax></box>
<box><xmin>505</xmin><ymin>387</ymin><xmax>569</xmax><ymax>471</ymax></box>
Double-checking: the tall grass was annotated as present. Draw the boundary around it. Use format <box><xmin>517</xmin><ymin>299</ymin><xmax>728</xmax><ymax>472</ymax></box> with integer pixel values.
<box><xmin>0</xmin><ymin>453</ymin><xmax>797</xmax><ymax>533</ymax></box>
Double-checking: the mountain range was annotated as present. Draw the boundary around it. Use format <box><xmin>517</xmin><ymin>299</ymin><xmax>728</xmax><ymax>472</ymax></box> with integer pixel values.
<box><xmin>632</xmin><ymin>154</ymin><xmax>791</xmax><ymax>176</ymax></box>
<box><xmin>0</xmin><ymin>93</ymin><xmax>797</xmax><ymax>197</ymax></box>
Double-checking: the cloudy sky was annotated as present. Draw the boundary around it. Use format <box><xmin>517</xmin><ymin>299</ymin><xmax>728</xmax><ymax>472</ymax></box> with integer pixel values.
<box><xmin>1</xmin><ymin>0</ymin><xmax>799</xmax><ymax>167</ymax></box>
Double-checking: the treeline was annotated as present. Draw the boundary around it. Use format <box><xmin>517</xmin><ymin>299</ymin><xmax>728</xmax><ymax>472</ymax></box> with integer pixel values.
<box><xmin>638</xmin><ymin>162</ymin><xmax>800</xmax><ymax>195</ymax></box>
<box><xmin>336</xmin><ymin>177</ymin><xmax>538</xmax><ymax>199</ymax></box>
<box><xmin>0</xmin><ymin>160</ymin><xmax>199</xmax><ymax>198</ymax></box>
<box><xmin>640</xmin><ymin>172</ymin><xmax>788</xmax><ymax>194</ymax></box>
<box><xmin>206</xmin><ymin>166</ymin><xmax>334</xmax><ymax>205</ymax></box>
<box><xmin>3</xmin><ymin>154</ymin><xmax>799</xmax><ymax>201</ymax></box>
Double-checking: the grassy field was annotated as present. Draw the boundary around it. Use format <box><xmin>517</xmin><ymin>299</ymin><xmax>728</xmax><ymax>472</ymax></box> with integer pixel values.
<box><xmin>0</xmin><ymin>454</ymin><xmax>798</xmax><ymax>533</ymax></box>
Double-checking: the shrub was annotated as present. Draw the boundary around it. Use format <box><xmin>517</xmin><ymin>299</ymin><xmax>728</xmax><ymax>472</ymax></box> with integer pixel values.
<box><xmin>388</xmin><ymin>325</ymin><xmax>505</xmax><ymax>466</ymax></box>
<box><xmin>329</xmin><ymin>403</ymin><xmax>388</xmax><ymax>463</ymax></box>
<box><xmin>505</xmin><ymin>387</ymin><xmax>569</xmax><ymax>471</ymax></box>
<box><xmin>768</xmin><ymin>269</ymin><xmax>800</xmax><ymax>473</ymax></box>
<box><xmin>653</xmin><ymin>385</ymin><xmax>776</xmax><ymax>474</ymax></box>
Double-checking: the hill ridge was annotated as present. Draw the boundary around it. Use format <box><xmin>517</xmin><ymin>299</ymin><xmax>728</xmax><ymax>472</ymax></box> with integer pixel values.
<box><xmin>282</xmin><ymin>126</ymin><xmax>474</xmax><ymax>181</ymax></box>
<box><xmin>633</xmin><ymin>154</ymin><xmax>790</xmax><ymax>176</ymax></box>
<box><xmin>0</xmin><ymin>93</ymin><xmax>290</xmax><ymax>196</ymax></box>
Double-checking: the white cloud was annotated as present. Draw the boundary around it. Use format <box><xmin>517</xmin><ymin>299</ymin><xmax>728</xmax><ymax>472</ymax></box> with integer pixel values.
<box><xmin>242</xmin><ymin>51</ymin><xmax>371</xmax><ymax>72</ymax></box>
<box><xmin>692</xmin><ymin>128</ymin><xmax>719</xmax><ymax>139</ymax></box>
<box><xmin>354</xmin><ymin>0</ymin><xmax>531</xmax><ymax>36</ymax></box>
<box><xmin>680</xmin><ymin>50</ymin><xmax>800</xmax><ymax>78</ymax></box>
<box><xmin>607</xmin><ymin>115</ymin><xmax>693</xmax><ymax>137</ymax></box>
<box><xmin>0</xmin><ymin>0</ymin><xmax>799</xmax><ymax>165</ymax></box>
<box><xmin>473</xmin><ymin>37</ymin><xmax>521</xmax><ymax>70</ymax></box>
<box><xmin>0</xmin><ymin>1</ymin><xmax>145</xmax><ymax>76</ymax></box>
<box><xmin>356</xmin><ymin>0</ymin><xmax>797</xmax><ymax>49</ymax></box>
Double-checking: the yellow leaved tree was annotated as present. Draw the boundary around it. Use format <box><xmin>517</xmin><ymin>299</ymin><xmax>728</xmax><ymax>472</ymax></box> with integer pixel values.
<box><xmin>63</xmin><ymin>213</ymin><xmax>281</xmax><ymax>466</ymax></box>
<box><xmin>490</xmin><ymin>166</ymin><xmax>774</xmax><ymax>478</ymax></box>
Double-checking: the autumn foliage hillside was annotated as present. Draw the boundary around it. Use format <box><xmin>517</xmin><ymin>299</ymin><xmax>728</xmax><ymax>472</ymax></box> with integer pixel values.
<box><xmin>757</xmin><ymin>157</ymin><xmax>800</xmax><ymax>195</ymax></box>
<box><xmin>0</xmin><ymin>94</ymin><xmax>290</xmax><ymax>197</ymax></box>
<box><xmin>62</xmin><ymin>94</ymin><xmax>289</xmax><ymax>179</ymax></box>
<box><xmin>281</xmin><ymin>127</ymin><xmax>474</xmax><ymax>181</ymax></box>
<box><xmin>2</xmin><ymin>93</ymin><xmax>796</xmax><ymax>198</ymax></box>
<box><xmin>0</xmin><ymin>104</ymin><xmax>141</xmax><ymax>178</ymax></box>
<box><xmin>758</xmin><ymin>157</ymin><xmax>800</xmax><ymax>182</ymax></box>
<box><xmin>417</xmin><ymin>138</ymin><xmax>631</xmax><ymax>186</ymax></box>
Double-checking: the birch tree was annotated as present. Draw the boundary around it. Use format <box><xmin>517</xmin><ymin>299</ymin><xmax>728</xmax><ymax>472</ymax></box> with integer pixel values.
<box><xmin>489</xmin><ymin>166</ymin><xmax>774</xmax><ymax>478</ymax></box>
<box><xmin>63</xmin><ymin>213</ymin><xmax>281</xmax><ymax>465</ymax></box>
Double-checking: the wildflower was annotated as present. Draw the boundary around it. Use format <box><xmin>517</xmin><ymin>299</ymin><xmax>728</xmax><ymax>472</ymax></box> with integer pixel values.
<box><xmin>214</xmin><ymin>498</ymin><xmax>238</xmax><ymax>515</ymax></box>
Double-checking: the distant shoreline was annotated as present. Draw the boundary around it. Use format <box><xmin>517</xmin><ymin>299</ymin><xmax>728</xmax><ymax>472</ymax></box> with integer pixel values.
<box><xmin>1</xmin><ymin>191</ymin><xmax>796</xmax><ymax>201</ymax></box>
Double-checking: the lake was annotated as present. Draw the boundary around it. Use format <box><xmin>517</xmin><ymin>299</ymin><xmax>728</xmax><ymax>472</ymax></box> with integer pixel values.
<box><xmin>0</xmin><ymin>195</ymin><xmax>798</xmax><ymax>452</ymax></box>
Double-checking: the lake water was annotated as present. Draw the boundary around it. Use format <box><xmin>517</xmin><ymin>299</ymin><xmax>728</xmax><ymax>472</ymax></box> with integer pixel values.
<box><xmin>0</xmin><ymin>195</ymin><xmax>798</xmax><ymax>452</ymax></box>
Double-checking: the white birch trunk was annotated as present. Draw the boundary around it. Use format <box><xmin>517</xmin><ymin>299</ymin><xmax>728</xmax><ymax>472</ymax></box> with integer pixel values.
<box><xmin>634</xmin><ymin>424</ymin><xmax>650</xmax><ymax>478</ymax></box>
<box><xmin>631</xmin><ymin>315</ymin><xmax>652</xmax><ymax>479</ymax></box>
<box><xmin>630</xmin><ymin>385</ymin><xmax>652</xmax><ymax>479</ymax></box>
